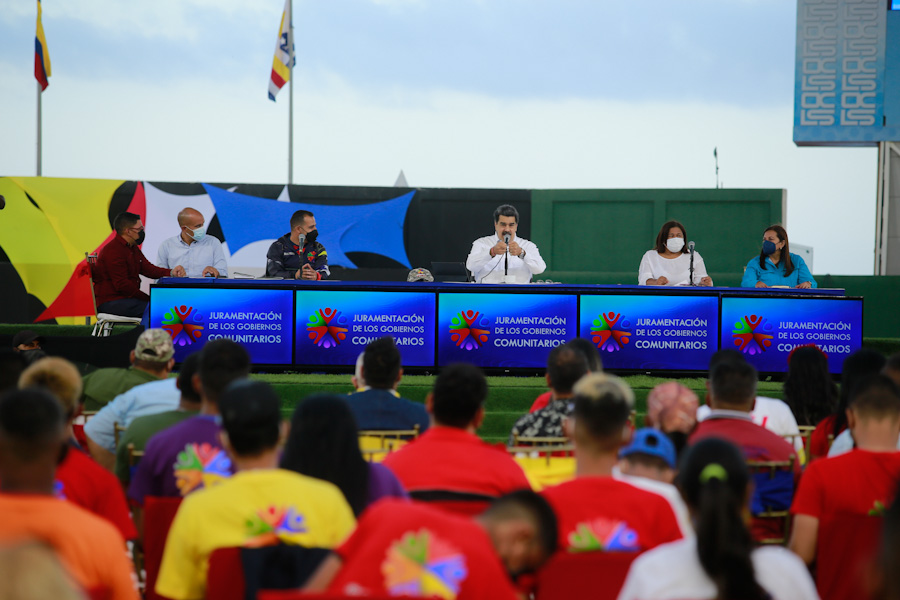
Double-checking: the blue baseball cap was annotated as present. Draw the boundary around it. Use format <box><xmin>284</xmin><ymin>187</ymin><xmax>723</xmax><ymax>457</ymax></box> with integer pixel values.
<box><xmin>619</xmin><ymin>428</ymin><xmax>677</xmax><ymax>469</ymax></box>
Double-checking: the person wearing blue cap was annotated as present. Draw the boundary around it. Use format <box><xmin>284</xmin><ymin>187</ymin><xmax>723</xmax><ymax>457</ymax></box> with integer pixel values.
<box><xmin>618</xmin><ymin>428</ymin><xmax>677</xmax><ymax>484</ymax></box>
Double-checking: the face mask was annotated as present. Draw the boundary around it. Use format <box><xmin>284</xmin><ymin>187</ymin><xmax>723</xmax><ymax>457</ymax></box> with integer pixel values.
<box><xmin>762</xmin><ymin>240</ymin><xmax>777</xmax><ymax>255</ymax></box>
<box><xmin>135</xmin><ymin>230</ymin><xmax>146</xmax><ymax>245</ymax></box>
<box><xmin>187</xmin><ymin>225</ymin><xmax>206</xmax><ymax>242</ymax></box>
<box><xmin>305</xmin><ymin>229</ymin><xmax>318</xmax><ymax>245</ymax></box>
<box><xmin>20</xmin><ymin>348</ymin><xmax>47</xmax><ymax>365</ymax></box>
<box><xmin>666</xmin><ymin>238</ymin><xmax>685</xmax><ymax>253</ymax></box>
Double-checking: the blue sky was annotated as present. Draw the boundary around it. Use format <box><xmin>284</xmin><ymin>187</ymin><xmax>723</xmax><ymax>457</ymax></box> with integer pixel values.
<box><xmin>0</xmin><ymin>0</ymin><xmax>878</xmax><ymax>274</ymax></box>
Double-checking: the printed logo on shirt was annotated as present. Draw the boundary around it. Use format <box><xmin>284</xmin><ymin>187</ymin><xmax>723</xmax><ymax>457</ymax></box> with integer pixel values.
<box><xmin>53</xmin><ymin>480</ymin><xmax>66</xmax><ymax>500</ymax></box>
<box><xmin>245</xmin><ymin>506</ymin><xmax>308</xmax><ymax>547</ymax></box>
<box><xmin>449</xmin><ymin>310</ymin><xmax>491</xmax><ymax>350</ymax></box>
<box><xmin>173</xmin><ymin>442</ymin><xmax>231</xmax><ymax>495</ymax></box>
<box><xmin>567</xmin><ymin>518</ymin><xmax>640</xmax><ymax>553</ymax></box>
<box><xmin>162</xmin><ymin>305</ymin><xmax>205</xmax><ymax>346</ymax></box>
<box><xmin>731</xmin><ymin>314</ymin><xmax>774</xmax><ymax>355</ymax></box>
<box><xmin>590</xmin><ymin>312</ymin><xmax>631</xmax><ymax>352</ymax></box>
<box><xmin>306</xmin><ymin>250</ymin><xmax>317</xmax><ymax>261</ymax></box>
<box><xmin>869</xmin><ymin>500</ymin><xmax>887</xmax><ymax>517</ymax></box>
<box><xmin>306</xmin><ymin>307</ymin><xmax>349</xmax><ymax>348</ymax></box>
<box><xmin>382</xmin><ymin>529</ymin><xmax>468</xmax><ymax>600</ymax></box>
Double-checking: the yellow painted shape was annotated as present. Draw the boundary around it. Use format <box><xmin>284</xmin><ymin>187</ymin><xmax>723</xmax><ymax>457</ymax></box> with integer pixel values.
<box><xmin>0</xmin><ymin>177</ymin><xmax>124</xmax><ymax>309</ymax></box>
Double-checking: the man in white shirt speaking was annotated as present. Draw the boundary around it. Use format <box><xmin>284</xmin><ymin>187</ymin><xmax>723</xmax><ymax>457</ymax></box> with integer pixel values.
<box><xmin>465</xmin><ymin>204</ymin><xmax>546</xmax><ymax>283</ymax></box>
<box><xmin>157</xmin><ymin>207</ymin><xmax>228</xmax><ymax>278</ymax></box>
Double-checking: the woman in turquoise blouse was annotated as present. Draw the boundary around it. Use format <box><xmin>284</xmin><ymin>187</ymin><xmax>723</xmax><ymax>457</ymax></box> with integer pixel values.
<box><xmin>741</xmin><ymin>225</ymin><xmax>816</xmax><ymax>289</ymax></box>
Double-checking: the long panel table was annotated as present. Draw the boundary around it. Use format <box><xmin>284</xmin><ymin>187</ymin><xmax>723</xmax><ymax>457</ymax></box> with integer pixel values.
<box><xmin>149</xmin><ymin>279</ymin><xmax>863</xmax><ymax>374</ymax></box>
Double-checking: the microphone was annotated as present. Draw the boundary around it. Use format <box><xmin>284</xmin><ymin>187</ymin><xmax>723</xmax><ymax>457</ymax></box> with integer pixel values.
<box><xmin>503</xmin><ymin>234</ymin><xmax>510</xmax><ymax>276</ymax></box>
<box><xmin>298</xmin><ymin>233</ymin><xmax>306</xmax><ymax>248</ymax></box>
<box><xmin>688</xmin><ymin>241</ymin><xmax>696</xmax><ymax>286</ymax></box>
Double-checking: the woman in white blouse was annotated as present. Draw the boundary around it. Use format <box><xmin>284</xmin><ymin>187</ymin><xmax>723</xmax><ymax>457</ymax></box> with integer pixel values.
<box><xmin>638</xmin><ymin>221</ymin><xmax>713</xmax><ymax>287</ymax></box>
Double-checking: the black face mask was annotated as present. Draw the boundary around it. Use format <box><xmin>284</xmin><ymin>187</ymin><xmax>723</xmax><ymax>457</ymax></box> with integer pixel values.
<box><xmin>135</xmin><ymin>230</ymin><xmax>146</xmax><ymax>245</ymax></box>
<box><xmin>305</xmin><ymin>229</ymin><xmax>318</xmax><ymax>245</ymax></box>
<box><xmin>19</xmin><ymin>348</ymin><xmax>47</xmax><ymax>365</ymax></box>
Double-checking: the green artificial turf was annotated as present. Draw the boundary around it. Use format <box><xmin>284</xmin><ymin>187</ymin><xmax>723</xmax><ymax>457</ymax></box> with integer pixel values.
<box><xmin>252</xmin><ymin>373</ymin><xmax>790</xmax><ymax>444</ymax></box>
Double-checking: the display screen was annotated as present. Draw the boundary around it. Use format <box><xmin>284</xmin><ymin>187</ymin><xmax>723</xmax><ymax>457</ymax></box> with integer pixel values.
<box><xmin>579</xmin><ymin>294</ymin><xmax>719</xmax><ymax>371</ymax></box>
<box><xmin>149</xmin><ymin>287</ymin><xmax>294</xmax><ymax>364</ymax></box>
<box><xmin>295</xmin><ymin>290</ymin><xmax>436</xmax><ymax>366</ymax></box>
<box><xmin>437</xmin><ymin>292</ymin><xmax>578</xmax><ymax>368</ymax></box>
<box><xmin>720</xmin><ymin>297</ymin><xmax>864</xmax><ymax>373</ymax></box>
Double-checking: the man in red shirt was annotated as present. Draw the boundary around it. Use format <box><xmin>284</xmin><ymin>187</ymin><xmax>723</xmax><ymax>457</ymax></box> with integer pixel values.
<box><xmin>689</xmin><ymin>356</ymin><xmax>800</xmax><ymax>542</ymax></box>
<box><xmin>305</xmin><ymin>490</ymin><xmax>558</xmax><ymax>600</ymax></box>
<box><xmin>790</xmin><ymin>374</ymin><xmax>900</xmax><ymax>600</ymax></box>
<box><xmin>383</xmin><ymin>363</ymin><xmax>531</xmax><ymax>515</ymax></box>
<box><xmin>541</xmin><ymin>373</ymin><xmax>685</xmax><ymax>552</ymax></box>
<box><xmin>93</xmin><ymin>211</ymin><xmax>185</xmax><ymax>317</ymax></box>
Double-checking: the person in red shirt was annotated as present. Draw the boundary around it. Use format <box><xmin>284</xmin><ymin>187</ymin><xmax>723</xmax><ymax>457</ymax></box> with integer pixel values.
<box><xmin>541</xmin><ymin>373</ymin><xmax>685</xmax><ymax>552</ymax></box>
<box><xmin>0</xmin><ymin>387</ymin><xmax>138</xmax><ymax>599</ymax></box>
<box><xmin>18</xmin><ymin>357</ymin><xmax>137</xmax><ymax>541</ymax></box>
<box><xmin>383</xmin><ymin>363</ymin><xmax>531</xmax><ymax>515</ymax></box>
<box><xmin>808</xmin><ymin>348</ymin><xmax>886</xmax><ymax>462</ymax></box>
<box><xmin>93</xmin><ymin>211</ymin><xmax>185</xmax><ymax>317</ymax></box>
<box><xmin>688</xmin><ymin>354</ymin><xmax>800</xmax><ymax>542</ymax></box>
<box><xmin>790</xmin><ymin>374</ymin><xmax>900</xmax><ymax>600</ymax></box>
<box><xmin>304</xmin><ymin>490</ymin><xmax>558</xmax><ymax>600</ymax></box>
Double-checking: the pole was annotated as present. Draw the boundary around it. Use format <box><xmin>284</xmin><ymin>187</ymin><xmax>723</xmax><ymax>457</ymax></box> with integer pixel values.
<box><xmin>36</xmin><ymin>82</ymin><xmax>42</xmax><ymax>176</ymax></box>
<box><xmin>287</xmin><ymin>0</ymin><xmax>294</xmax><ymax>185</ymax></box>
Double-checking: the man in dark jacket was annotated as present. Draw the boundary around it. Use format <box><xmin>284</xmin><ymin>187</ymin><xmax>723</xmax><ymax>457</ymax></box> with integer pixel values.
<box><xmin>266</xmin><ymin>210</ymin><xmax>329</xmax><ymax>280</ymax></box>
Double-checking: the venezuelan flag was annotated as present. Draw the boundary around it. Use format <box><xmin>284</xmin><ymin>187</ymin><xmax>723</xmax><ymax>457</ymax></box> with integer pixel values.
<box><xmin>268</xmin><ymin>0</ymin><xmax>293</xmax><ymax>101</ymax></box>
<box><xmin>35</xmin><ymin>0</ymin><xmax>51</xmax><ymax>91</ymax></box>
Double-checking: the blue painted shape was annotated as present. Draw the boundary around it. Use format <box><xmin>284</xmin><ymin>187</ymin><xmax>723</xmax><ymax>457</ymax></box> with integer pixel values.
<box><xmin>203</xmin><ymin>184</ymin><xmax>414</xmax><ymax>269</ymax></box>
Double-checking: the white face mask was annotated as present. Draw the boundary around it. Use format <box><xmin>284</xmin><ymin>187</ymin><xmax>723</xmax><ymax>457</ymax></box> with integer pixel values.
<box><xmin>187</xmin><ymin>225</ymin><xmax>206</xmax><ymax>241</ymax></box>
<box><xmin>666</xmin><ymin>238</ymin><xmax>685</xmax><ymax>253</ymax></box>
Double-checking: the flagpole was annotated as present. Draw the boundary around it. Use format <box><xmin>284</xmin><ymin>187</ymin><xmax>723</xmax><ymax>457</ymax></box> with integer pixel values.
<box><xmin>36</xmin><ymin>81</ymin><xmax>42</xmax><ymax>176</ymax></box>
<box><xmin>287</xmin><ymin>0</ymin><xmax>294</xmax><ymax>185</ymax></box>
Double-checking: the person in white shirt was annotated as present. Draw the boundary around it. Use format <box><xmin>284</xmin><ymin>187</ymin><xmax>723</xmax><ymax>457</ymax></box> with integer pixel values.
<box><xmin>638</xmin><ymin>220</ymin><xmax>712</xmax><ymax>287</ymax></box>
<box><xmin>157</xmin><ymin>207</ymin><xmax>228</xmax><ymax>278</ymax></box>
<box><xmin>466</xmin><ymin>204</ymin><xmax>546</xmax><ymax>283</ymax></box>
<box><xmin>617</xmin><ymin>438</ymin><xmax>818</xmax><ymax>600</ymax></box>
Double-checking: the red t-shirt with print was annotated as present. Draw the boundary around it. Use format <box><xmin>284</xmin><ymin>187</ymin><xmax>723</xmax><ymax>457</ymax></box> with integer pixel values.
<box><xmin>791</xmin><ymin>449</ymin><xmax>900</xmax><ymax>600</ymax></box>
<box><xmin>541</xmin><ymin>477</ymin><xmax>683</xmax><ymax>553</ymax></box>
<box><xmin>330</xmin><ymin>499</ymin><xmax>519</xmax><ymax>600</ymax></box>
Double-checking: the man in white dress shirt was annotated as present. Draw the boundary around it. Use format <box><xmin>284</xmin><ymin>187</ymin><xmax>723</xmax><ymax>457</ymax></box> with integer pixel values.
<box><xmin>157</xmin><ymin>207</ymin><xmax>228</xmax><ymax>278</ymax></box>
<box><xmin>465</xmin><ymin>204</ymin><xmax>546</xmax><ymax>283</ymax></box>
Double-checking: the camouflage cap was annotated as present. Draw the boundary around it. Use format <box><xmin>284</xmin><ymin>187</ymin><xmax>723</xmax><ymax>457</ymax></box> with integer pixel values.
<box><xmin>134</xmin><ymin>328</ymin><xmax>175</xmax><ymax>362</ymax></box>
<box><xmin>407</xmin><ymin>268</ymin><xmax>434</xmax><ymax>282</ymax></box>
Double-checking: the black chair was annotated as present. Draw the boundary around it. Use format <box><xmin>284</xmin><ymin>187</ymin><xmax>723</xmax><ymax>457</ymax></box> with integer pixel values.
<box><xmin>430</xmin><ymin>261</ymin><xmax>470</xmax><ymax>282</ymax></box>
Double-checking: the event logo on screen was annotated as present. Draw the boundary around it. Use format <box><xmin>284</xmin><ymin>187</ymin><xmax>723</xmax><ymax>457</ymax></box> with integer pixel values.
<box><xmin>162</xmin><ymin>305</ymin><xmax>205</xmax><ymax>346</ymax></box>
<box><xmin>590</xmin><ymin>312</ymin><xmax>631</xmax><ymax>352</ymax></box>
<box><xmin>731</xmin><ymin>315</ymin><xmax>775</xmax><ymax>355</ymax></box>
<box><xmin>449</xmin><ymin>309</ymin><xmax>491</xmax><ymax>350</ymax></box>
<box><xmin>306</xmin><ymin>307</ymin><xmax>349</xmax><ymax>349</ymax></box>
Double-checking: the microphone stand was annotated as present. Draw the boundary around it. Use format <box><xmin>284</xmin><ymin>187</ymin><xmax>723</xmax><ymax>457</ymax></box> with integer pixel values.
<box><xmin>688</xmin><ymin>241</ymin><xmax>696</xmax><ymax>286</ymax></box>
<box><xmin>504</xmin><ymin>234</ymin><xmax>510</xmax><ymax>278</ymax></box>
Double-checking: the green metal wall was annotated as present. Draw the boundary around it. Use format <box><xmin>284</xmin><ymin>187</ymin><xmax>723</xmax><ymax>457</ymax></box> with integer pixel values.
<box><xmin>531</xmin><ymin>188</ymin><xmax>785</xmax><ymax>285</ymax></box>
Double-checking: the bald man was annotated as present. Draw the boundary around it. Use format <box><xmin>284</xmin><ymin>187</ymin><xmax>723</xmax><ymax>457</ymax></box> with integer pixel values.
<box><xmin>157</xmin><ymin>207</ymin><xmax>228</xmax><ymax>278</ymax></box>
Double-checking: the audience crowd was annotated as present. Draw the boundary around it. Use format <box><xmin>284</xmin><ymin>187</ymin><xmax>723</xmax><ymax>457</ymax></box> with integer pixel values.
<box><xmin>1</xmin><ymin>328</ymin><xmax>900</xmax><ymax>600</ymax></box>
